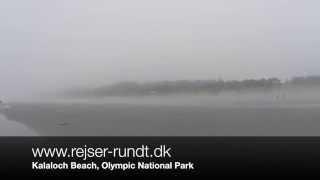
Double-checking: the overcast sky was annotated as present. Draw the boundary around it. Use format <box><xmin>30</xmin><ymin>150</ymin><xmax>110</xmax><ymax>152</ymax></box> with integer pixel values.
<box><xmin>1</xmin><ymin>0</ymin><xmax>320</xmax><ymax>99</ymax></box>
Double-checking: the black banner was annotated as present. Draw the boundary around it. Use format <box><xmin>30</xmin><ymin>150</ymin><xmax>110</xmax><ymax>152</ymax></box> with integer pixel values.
<box><xmin>1</xmin><ymin>137</ymin><xmax>320</xmax><ymax>176</ymax></box>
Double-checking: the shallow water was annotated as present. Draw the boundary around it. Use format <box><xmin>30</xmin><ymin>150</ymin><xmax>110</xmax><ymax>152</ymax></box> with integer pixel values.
<box><xmin>0</xmin><ymin>113</ymin><xmax>37</xmax><ymax>136</ymax></box>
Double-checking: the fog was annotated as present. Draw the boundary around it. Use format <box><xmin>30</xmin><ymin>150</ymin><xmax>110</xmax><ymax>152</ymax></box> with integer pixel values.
<box><xmin>1</xmin><ymin>1</ymin><xmax>320</xmax><ymax>100</ymax></box>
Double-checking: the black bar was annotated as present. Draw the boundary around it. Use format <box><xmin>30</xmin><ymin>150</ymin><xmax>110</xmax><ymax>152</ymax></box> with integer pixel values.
<box><xmin>1</xmin><ymin>137</ymin><xmax>320</xmax><ymax>176</ymax></box>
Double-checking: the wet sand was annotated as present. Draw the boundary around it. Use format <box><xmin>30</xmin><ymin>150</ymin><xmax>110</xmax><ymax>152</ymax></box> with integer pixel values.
<box><xmin>2</xmin><ymin>101</ymin><xmax>320</xmax><ymax>136</ymax></box>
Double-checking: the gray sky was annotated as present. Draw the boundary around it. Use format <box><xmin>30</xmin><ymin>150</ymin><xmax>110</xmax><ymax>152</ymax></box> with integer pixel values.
<box><xmin>1</xmin><ymin>0</ymin><xmax>320</xmax><ymax>99</ymax></box>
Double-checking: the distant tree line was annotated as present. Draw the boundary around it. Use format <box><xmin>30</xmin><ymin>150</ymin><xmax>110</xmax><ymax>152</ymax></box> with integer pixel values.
<box><xmin>65</xmin><ymin>75</ymin><xmax>320</xmax><ymax>97</ymax></box>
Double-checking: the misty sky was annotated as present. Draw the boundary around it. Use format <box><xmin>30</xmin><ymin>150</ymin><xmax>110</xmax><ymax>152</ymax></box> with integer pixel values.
<box><xmin>1</xmin><ymin>0</ymin><xmax>320</xmax><ymax>99</ymax></box>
